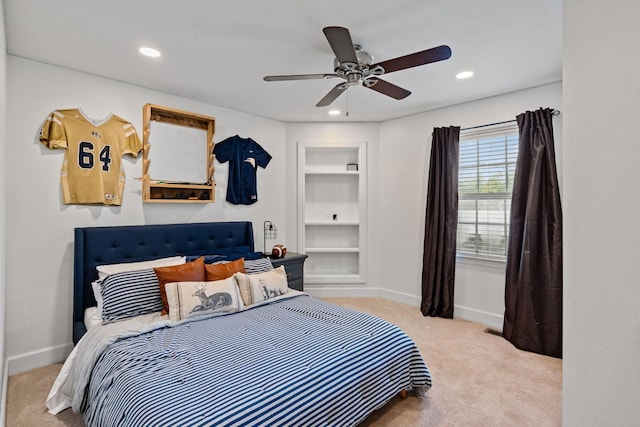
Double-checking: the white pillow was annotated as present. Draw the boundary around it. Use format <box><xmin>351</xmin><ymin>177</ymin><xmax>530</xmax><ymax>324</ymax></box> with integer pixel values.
<box><xmin>84</xmin><ymin>306</ymin><xmax>102</xmax><ymax>330</ymax></box>
<box><xmin>164</xmin><ymin>278</ymin><xmax>243</xmax><ymax>322</ymax></box>
<box><xmin>96</xmin><ymin>256</ymin><xmax>186</xmax><ymax>279</ymax></box>
<box><xmin>233</xmin><ymin>266</ymin><xmax>289</xmax><ymax>307</ymax></box>
<box><xmin>91</xmin><ymin>280</ymin><xmax>104</xmax><ymax>321</ymax></box>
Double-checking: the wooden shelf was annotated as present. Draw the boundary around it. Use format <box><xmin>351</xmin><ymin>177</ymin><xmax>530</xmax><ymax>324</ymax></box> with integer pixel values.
<box><xmin>148</xmin><ymin>182</ymin><xmax>213</xmax><ymax>202</ymax></box>
<box><xmin>149</xmin><ymin>182</ymin><xmax>212</xmax><ymax>189</ymax></box>
<box><xmin>144</xmin><ymin>198</ymin><xmax>213</xmax><ymax>204</ymax></box>
<box><xmin>142</xmin><ymin>104</ymin><xmax>216</xmax><ymax>203</ymax></box>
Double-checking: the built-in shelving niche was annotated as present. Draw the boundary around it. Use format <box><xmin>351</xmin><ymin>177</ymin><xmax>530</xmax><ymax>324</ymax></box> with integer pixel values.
<box><xmin>297</xmin><ymin>141</ymin><xmax>367</xmax><ymax>284</ymax></box>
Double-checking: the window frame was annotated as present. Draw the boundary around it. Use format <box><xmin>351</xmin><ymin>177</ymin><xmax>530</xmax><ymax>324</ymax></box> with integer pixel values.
<box><xmin>456</xmin><ymin>123</ymin><xmax>519</xmax><ymax>262</ymax></box>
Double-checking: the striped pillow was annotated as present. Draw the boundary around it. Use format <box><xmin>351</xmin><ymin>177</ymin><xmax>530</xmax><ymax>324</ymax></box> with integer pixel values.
<box><xmin>100</xmin><ymin>269</ymin><xmax>164</xmax><ymax>324</ymax></box>
<box><xmin>244</xmin><ymin>258</ymin><xmax>274</xmax><ymax>274</ymax></box>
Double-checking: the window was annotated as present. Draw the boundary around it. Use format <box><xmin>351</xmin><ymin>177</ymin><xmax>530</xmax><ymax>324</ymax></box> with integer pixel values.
<box><xmin>457</xmin><ymin>124</ymin><xmax>519</xmax><ymax>260</ymax></box>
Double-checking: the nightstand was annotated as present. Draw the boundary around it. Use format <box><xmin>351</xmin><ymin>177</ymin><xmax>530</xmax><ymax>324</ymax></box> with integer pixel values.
<box><xmin>268</xmin><ymin>252</ymin><xmax>308</xmax><ymax>291</ymax></box>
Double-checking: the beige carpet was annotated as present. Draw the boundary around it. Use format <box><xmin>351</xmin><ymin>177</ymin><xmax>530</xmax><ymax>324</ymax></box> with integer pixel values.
<box><xmin>6</xmin><ymin>298</ymin><xmax>562</xmax><ymax>426</ymax></box>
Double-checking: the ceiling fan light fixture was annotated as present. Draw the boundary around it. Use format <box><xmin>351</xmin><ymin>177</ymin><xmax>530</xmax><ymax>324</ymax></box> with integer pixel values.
<box><xmin>139</xmin><ymin>46</ymin><xmax>161</xmax><ymax>58</ymax></box>
<box><xmin>456</xmin><ymin>70</ymin><xmax>474</xmax><ymax>79</ymax></box>
<box><xmin>328</xmin><ymin>110</ymin><xmax>341</xmax><ymax>116</ymax></box>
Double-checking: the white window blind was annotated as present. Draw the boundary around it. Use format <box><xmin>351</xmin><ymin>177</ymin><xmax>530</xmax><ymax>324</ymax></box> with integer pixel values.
<box><xmin>457</xmin><ymin>123</ymin><xmax>519</xmax><ymax>260</ymax></box>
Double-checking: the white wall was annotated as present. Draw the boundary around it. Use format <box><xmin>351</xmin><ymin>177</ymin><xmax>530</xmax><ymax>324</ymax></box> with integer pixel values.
<box><xmin>284</xmin><ymin>83</ymin><xmax>561</xmax><ymax>331</ymax></box>
<box><xmin>378</xmin><ymin>82</ymin><xmax>562</xmax><ymax>329</ymax></box>
<box><xmin>5</xmin><ymin>56</ymin><xmax>286</xmax><ymax>374</ymax></box>
<box><xmin>3</xmin><ymin>56</ymin><xmax>563</xmax><ymax>377</ymax></box>
<box><xmin>0</xmin><ymin>0</ymin><xmax>7</xmax><ymax>420</ymax></box>
<box><xmin>563</xmin><ymin>1</ymin><xmax>640</xmax><ymax>425</ymax></box>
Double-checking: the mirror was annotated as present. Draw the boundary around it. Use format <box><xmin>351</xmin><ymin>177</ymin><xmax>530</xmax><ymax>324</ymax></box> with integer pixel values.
<box><xmin>148</xmin><ymin>121</ymin><xmax>208</xmax><ymax>184</ymax></box>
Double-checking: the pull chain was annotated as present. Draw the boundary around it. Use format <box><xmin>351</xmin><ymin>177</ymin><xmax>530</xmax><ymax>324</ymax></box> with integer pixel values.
<box><xmin>346</xmin><ymin>89</ymin><xmax>349</xmax><ymax>117</ymax></box>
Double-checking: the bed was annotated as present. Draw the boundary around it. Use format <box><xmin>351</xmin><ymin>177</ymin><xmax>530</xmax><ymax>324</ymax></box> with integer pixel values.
<box><xmin>48</xmin><ymin>221</ymin><xmax>432</xmax><ymax>426</ymax></box>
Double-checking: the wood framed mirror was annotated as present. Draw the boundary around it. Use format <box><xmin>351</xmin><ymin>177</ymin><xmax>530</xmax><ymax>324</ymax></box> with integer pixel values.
<box><xmin>142</xmin><ymin>104</ymin><xmax>215</xmax><ymax>203</ymax></box>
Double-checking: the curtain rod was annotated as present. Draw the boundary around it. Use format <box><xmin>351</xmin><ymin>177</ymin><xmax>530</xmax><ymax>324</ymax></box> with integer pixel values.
<box><xmin>461</xmin><ymin>109</ymin><xmax>560</xmax><ymax>131</ymax></box>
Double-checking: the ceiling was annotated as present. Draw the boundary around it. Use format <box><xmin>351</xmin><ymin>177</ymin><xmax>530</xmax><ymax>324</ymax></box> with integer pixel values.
<box><xmin>3</xmin><ymin>0</ymin><xmax>562</xmax><ymax>123</ymax></box>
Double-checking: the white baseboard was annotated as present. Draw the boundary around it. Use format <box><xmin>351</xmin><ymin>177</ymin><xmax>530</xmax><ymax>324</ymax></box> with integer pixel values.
<box><xmin>377</xmin><ymin>288</ymin><xmax>421</xmax><ymax>307</ymax></box>
<box><xmin>307</xmin><ymin>286</ymin><xmax>503</xmax><ymax>331</ymax></box>
<box><xmin>1</xmin><ymin>359</ymin><xmax>7</xmax><ymax>427</ymax></box>
<box><xmin>305</xmin><ymin>286</ymin><xmax>380</xmax><ymax>299</ymax></box>
<box><xmin>6</xmin><ymin>343</ymin><xmax>73</xmax><ymax>376</ymax></box>
<box><xmin>305</xmin><ymin>286</ymin><xmax>421</xmax><ymax>306</ymax></box>
<box><xmin>454</xmin><ymin>304</ymin><xmax>504</xmax><ymax>331</ymax></box>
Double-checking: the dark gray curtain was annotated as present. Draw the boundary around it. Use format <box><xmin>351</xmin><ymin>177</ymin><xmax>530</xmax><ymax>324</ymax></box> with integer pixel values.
<box><xmin>503</xmin><ymin>108</ymin><xmax>562</xmax><ymax>358</ymax></box>
<box><xmin>421</xmin><ymin>126</ymin><xmax>460</xmax><ymax>318</ymax></box>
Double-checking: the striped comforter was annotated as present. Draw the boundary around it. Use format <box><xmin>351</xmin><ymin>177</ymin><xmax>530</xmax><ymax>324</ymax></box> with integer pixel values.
<box><xmin>63</xmin><ymin>295</ymin><xmax>431</xmax><ymax>426</ymax></box>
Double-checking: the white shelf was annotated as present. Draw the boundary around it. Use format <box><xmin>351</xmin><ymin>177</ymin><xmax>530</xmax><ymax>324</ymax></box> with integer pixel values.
<box><xmin>305</xmin><ymin>220</ymin><xmax>359</xmax><ymax>226</ymax></box>
<box><xmin>305</xmin><ymin>169</ymin><xmax>360</xmax><ymax>175</ymax></box>
<box><xmin>305</xmin><ymin>247</ymin><xmax>360</xmax><ymax>253</ymax></box>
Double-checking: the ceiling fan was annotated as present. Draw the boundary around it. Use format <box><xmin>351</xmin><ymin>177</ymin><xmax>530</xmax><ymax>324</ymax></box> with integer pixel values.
<box><xmin>263</xmin><ymin>26</ymin><xmax>452</xmax><ymax>107</ymax></box>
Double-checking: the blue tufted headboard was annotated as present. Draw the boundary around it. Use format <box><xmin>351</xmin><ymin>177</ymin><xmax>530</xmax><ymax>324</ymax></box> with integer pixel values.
<box><xmin>73</xmin><ymin>221</ymin><xmax>255</xmax><ymax>344</ymax></box>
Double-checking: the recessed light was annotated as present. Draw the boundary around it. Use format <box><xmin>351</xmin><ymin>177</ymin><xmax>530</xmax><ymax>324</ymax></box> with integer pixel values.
<box><xmin>456</xmin><ymin>71</ymin><xmax>474</xmax><ymax>79</ymax></box>
<box><xmin>328</xmin><ymin>110</ymin><xmax>341</xmax><ymax>116</ymax></box>
<box><xmin>139</xmin><ymin>47</ymin><xmax>161</xmax><ymax>58</ymax></box>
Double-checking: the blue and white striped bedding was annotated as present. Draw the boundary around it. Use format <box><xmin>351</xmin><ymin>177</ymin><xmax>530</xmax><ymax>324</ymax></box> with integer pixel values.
<box><xmin>53</xmin><ymin>295</ymin><xmax>431</xmax><ymax>426</ymax></box>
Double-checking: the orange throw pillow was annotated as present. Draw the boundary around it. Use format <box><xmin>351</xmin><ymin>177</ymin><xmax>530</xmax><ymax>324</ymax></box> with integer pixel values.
<box><xmin>154</xmin><ymin>257</ymin><xmax>205</xmax><ymax>314</ymax></box>
<box><xmin>205</xmin><ymin>258</ymin><xmax>246</xmax><ymax>281</ymax></box>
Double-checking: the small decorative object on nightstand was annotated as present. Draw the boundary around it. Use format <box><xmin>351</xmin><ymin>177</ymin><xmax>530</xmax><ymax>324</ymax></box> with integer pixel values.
<box><xmin>269</xmin><ymin>252</ymin><xmax>308</xmax><ymax>291</ymax></box>
<box><xmin>271</xmin><ymin>244</ymin><xmax>287</xmax><ymax>258</ymax></box>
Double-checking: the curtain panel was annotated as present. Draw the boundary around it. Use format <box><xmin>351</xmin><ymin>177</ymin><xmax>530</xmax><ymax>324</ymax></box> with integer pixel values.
<box><xmin>421</xmin><ymin>126</ymin><xmax>460</xmax><ymax>318</ymax></box>
<box><xmin>503</xmin><ymin>108</ymin><xmax>563</xmax><ymax>358</ymax></box>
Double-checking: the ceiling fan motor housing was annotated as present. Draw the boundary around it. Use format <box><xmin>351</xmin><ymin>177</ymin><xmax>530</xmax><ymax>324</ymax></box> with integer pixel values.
<box><xmin>334</xmin><ymin>45</ymin><xmax>382</xmax><ymax>85</ymax></box>
<box><xmin>333</xmin><ymin>45</ymin><xmax>374</xmax><ymax>68</ymax></box>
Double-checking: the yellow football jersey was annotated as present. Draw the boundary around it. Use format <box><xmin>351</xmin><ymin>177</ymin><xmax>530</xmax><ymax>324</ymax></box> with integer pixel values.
<box><xmin>39</xmin><ymin>108</ymin><xmax>142</xmax><ymax>205</ymax></box>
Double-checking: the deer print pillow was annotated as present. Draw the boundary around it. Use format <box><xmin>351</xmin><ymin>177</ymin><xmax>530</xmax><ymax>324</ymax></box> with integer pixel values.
<box><xmin>164</xmin><ymin>277</ymin><xmax>243</xmax><ymax>322</ymax></box>
<box><xmin>233</xmin><ymin>266</ymin><xmax>289</xmax><ymax>307</ymax></box>
<box><xmin>154</xmin><ymin>257</ymin><xmax>206</xmax><ymax>315</ymax></box>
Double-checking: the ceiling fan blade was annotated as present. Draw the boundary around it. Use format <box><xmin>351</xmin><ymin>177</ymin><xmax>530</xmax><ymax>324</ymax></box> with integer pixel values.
<box><xmin>372</xmin><ymin>45</ymin><xmax>452</xmax><ymax>74</ymax></box>
<box><xmin>364</xmin><ymin>78</ymin><xmax>411</xmax><ymax>100</ymax></box>
<box><xmin>316</xmin><ymin>83</ymin><xmax>348</xmax><ymax>107</ymax></box>
<box><xmin>323</xmin><ymin>26</ymin><xmax>358</xmax><ymax>64</ymax></box>
<box><xmin>264</xmin><ymin>73</ymin><xmax>338</xmax><ymax>81</ymax></box>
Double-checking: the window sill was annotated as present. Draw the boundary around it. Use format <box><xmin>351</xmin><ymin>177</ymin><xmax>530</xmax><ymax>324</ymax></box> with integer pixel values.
<box><xmin>456</xmin><ymin>252</ymin><xmax>506</xmax><ymax>266</ymax></box>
